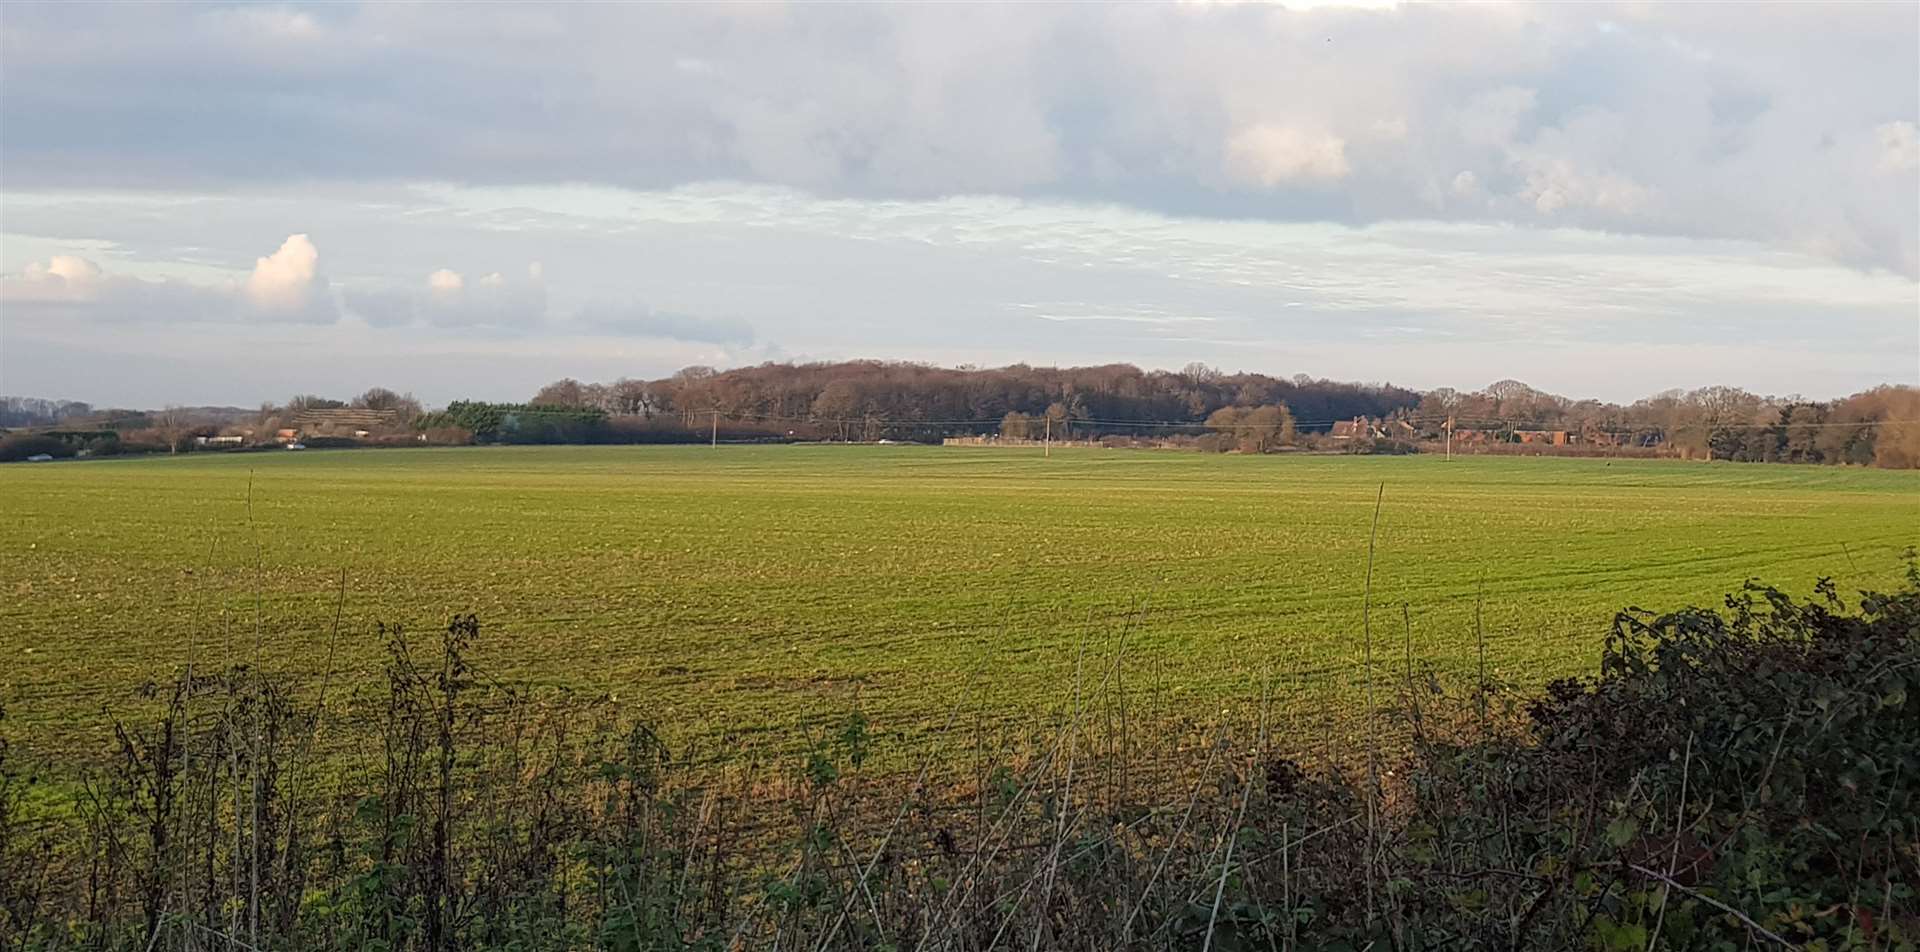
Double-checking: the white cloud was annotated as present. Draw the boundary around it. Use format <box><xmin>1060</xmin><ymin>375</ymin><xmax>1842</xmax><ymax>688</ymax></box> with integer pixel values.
<box><xmin>243</xmin><ymin>233</ymin><xmax>321</xmax><ymax>311</ymax></box>
<box><xmin>10</xmin><ymin>254</ymin><xmax>106</xmax><ymax>299</ymax></box>
<box><xmin>1</xmin><ymin>234</ymin><xmax>570</xmax><ymax>334</ymax></box>
<box><xmin>1877</xmin><ymin>120</ymin><xmax>1920</xmax><ymax>174</ymax></box>
<box><xmin>1517</xmin><ymin>160</ymin><xmax>1653</xmax><ymax>216</ymax></box>
<box><xmin>1223</xmin><ymin>125</ymin><xmax>1350</xmax><ymax>186</ymax></box>
<box><xmin>3</xmin><ymin>234</ymin><xmax>342</xmax><ymax>325</ymax></box>
<box><xmin>38</xmin><ymin>254</ymin><xmax>103</xmax><ymax>285</ymax></box>
<box><xmin>399</xmin><ymin>264</ymin><xmax>545</xmax><ymax>326</ymax></box>
<box><xmin>2</xmin><ymin>252</ymin><xmax>222</xmax><ymax>321</ymax></box>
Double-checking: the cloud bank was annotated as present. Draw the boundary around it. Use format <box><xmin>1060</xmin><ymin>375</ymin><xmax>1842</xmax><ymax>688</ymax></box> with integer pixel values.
<box><xmin>2</xmin><ymin>184</ymin><xmax>1908</xmax><ymax>407</ymax></box>
<box><xmin>0</xmin><ymin>2</ymin><xmax>1913</xmax><ymax>407</ymax></box>
<box><xmin>1</xmin><ymin>2</ymin><xmax>1914</xmax><ymax>273</ymax></box>
<box><xmin>1</xmin><ymin>230</ymin><xmax>743</xmax><ymax>347</ymax></box>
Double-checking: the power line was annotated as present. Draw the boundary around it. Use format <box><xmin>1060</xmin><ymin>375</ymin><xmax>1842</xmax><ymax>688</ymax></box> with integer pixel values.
<box><xmin>718</xmin><ymin>411</ymin><xmax>1920</xmax><ymax>433</ymax></box>
<box><xmin>678</xmin><ymin>407</ymin><xmax>1920</xmax><ymax>432</ymax></box>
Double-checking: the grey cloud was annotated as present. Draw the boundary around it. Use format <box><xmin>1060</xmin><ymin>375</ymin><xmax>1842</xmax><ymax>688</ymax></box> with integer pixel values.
<box><xmin>339</xmin><ymin>286</ymin><xmax>413</xmax><ymax>327</ymax></box>
<box><xmin>416</xmin><ymin>269</ymin><xmax>550</xmax><ymax>328</ymax></box>
<box><xmin>569</xmin><ymin>302</ymin><xmax>753</xmax><ymax>346</ymax></box>
<box><xmin>1</xmin><ymin>3</ymin><xmax>1913</xmax><ymax>272</ymax></box>
<box><xmin>0</xmin><ymin>266</ymin><xmax>229</xmax><ymax>324</ymax></box>
<box><xmin>343</xmin><ymin>267</ymin><xmax>553</xmax><ymax>329</ymax></box>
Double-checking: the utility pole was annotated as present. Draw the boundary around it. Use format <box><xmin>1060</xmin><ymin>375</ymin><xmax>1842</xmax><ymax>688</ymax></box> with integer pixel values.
<box><xmin>710</xmin><ymin>409</ymin><xmax>718</xmax><ymax>448</ymax></box>
<box><xmin>1044</xmin><ymin>414</ymin><xmax>1051</xmax><ymax>458</ymax></box>
<box><xmin>1444</xmin><ymin>417</ymin><xmax>1453</xmax><ymax>462</ymax></box>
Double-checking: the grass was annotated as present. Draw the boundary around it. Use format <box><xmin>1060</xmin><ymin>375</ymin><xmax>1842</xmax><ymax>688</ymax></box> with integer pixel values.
<box><xmin>2</xmin><ymin>444</ymin><xmax>1915</xmax><ymax>761</ymax></box>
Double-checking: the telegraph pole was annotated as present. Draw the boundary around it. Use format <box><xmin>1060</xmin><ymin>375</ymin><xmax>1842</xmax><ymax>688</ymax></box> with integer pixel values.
<box><xmin>1444</xmin><ymin>416</ymin><xmax>1453</xmax><ymax>462</ymax></box>
<box><xmin>1044</xmin><ymin>414</ymin><xmax>1051</xmax><ymax>458</ymax></box>
<box><xmin>710</xmin><ymin>409</ymin><xmax>718</xmax><ymax>448</ymax></box>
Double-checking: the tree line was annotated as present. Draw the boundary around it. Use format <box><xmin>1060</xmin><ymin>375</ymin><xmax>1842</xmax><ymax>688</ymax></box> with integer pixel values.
<box><xmin>0</xmin><ymin>396</ymin><xmax>94</xmax><ymax>428</ymax></box>
<box><xmin>5</xmin><ymin>361</ymin><xmax>1916</xmax><ymax>466</ymax></box>
<box><xmin>525</xmin><ymin>360</ymin><xmax>1419</xmax><ymax>438</ymax></box>
<box><xmin>515</xmin><ymin>361</ymin><xmax>1917</xmax><ymax>466</ymax></box>
<box><xmin>1414</xmin><ymin>379</ymin><xmax>1920</xmax><ymax>467</ymax></box>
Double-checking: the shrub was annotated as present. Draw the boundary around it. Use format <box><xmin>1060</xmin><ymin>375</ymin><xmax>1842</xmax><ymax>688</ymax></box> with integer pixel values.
<box><xmin>1193</xmin><ymin>432</ymin><xmax>1234</xmax><ymax>453</ymax></box>
<box><xmin>430</xmin><ymin>400</ymin><xmax>609</xmax><ymax>443</ymax></box>
<box><xmin>0</xmin><ymin>434</ymin><xmax>75</xmax><ymax>462</ymax></box>
<box><xmin>1366</xmin><ymin>563</ymin><xmax>1920</xmax><ymax>950</ymax></box>
<box><xmin>1343</xmin><ymin>437</ymin><xmax>1419</xmax><ymax>455</ymax></box>
<box><xmin>414</xmin><ymin>426</ymin><xmax>469</xmax><ymax>445</ymax></box>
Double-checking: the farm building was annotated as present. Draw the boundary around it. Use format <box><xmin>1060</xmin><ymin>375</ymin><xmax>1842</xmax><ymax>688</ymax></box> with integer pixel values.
<box><xmin>287</xmin><ymin>408</ymin><xmax>398</xmax><ymax>439</ymax></box>
<box><xmin>1513</xmin><ymin>429</ymin><xmax>1571</xmax><ymax>446</ymax></box>
<box><xmin>1330</xmin><ymin>417</ymin><xmax>1378</xmax><ymax>440</ymax></box>
<box><xmin>1330</xmin><ymin>417</ymin><xmax>1417</xmax><ymax>441</ymax></box>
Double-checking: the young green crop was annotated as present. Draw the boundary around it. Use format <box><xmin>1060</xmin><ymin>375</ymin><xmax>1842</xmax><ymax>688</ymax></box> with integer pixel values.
<box><xmin>2</xmin><ymin>445</ymin><xmax>1914</xmax><ymax>760</ymax></box>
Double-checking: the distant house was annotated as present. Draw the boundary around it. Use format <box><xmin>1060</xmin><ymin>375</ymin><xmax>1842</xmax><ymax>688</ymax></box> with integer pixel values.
<box><xmin>196</xmin><ymin>434</ymin><xmax>245</xmax><ymax>446</ymax></box>
<box><xmin>1513</xmin><ymin>429</ymin><xmax>1570</xmax><ymax>446</ymax></box>
<box><xmin>1330</xmin><ymin>417</ymin><xmax>1379</xmax><ymax>440</ymax></box>
<box><xmin>275</xmin><ymin>428</ymin><xmax>300</xmax><ymax>443</ymax></box>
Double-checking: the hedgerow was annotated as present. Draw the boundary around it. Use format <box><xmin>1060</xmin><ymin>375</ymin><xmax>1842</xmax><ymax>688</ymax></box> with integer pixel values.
<box><xmin>3</xmin><ymin>562</ymin><xmax>1913</xmax><ymax>949</ymax></box>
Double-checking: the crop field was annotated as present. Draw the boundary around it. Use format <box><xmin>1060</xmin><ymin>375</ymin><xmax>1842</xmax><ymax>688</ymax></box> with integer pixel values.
<box><xmin>2</xmin><ymin>445</ymin><xmax>1915</xmax><ymax>761</ymax></box>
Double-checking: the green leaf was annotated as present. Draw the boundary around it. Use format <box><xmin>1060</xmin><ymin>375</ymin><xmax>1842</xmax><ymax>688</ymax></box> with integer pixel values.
<box><xmin>1606</xmin><ymin>816</ymin><xmax>1640</xmax><ymax>848</ymax></box>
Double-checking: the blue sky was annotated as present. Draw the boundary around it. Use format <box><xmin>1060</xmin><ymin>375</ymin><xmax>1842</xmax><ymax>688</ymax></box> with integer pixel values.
<box><xmin>1</xmin><ymin>1</ymin><xmax>1915</xmax><ymax>406</ymax></box>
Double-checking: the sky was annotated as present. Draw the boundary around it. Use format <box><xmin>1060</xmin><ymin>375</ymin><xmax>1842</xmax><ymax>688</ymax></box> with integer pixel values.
<box><xmin>1</xmin><ymin>1</ymin><xmax>1916</xmax><ymax>408</ymax></box>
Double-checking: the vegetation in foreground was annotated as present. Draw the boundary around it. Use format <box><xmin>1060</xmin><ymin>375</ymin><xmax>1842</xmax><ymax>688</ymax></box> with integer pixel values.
<box><xmin>3</xmin><ymin>448</ymin><xmax>1915</xmax><ymax>759</ymax></box>
<box><xmin>2</xmin><ymin>566</ymin><xmax>1914</xmax><ymax>949</ymax></box>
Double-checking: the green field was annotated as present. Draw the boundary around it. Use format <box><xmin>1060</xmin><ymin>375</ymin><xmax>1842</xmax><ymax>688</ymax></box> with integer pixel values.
<box><xmin>3</xmin><ymin>445</ymin><xmax>1915</xmax><ymax>759</ymax></box>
